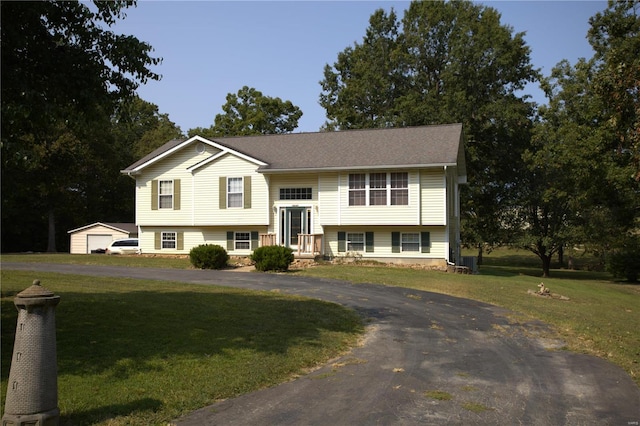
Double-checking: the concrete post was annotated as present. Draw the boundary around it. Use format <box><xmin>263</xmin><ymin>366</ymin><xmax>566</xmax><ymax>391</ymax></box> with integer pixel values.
<box><xmin>2</xmin><ymin>280</ymin><xmax>60</xmax><ymax>426</ymax></box>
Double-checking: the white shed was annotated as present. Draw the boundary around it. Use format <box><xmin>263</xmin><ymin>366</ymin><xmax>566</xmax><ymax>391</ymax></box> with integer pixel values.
<box><xmin>68</xmin><ymin>222</ymin><xmax>138</xmax><ymax>254</ymax></box>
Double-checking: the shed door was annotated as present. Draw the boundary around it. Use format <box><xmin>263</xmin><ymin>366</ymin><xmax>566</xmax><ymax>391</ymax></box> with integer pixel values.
<box><xmin>87</xmin><ymin>235</ymin><xmax>113</xmax><ymax>253</ymax></box>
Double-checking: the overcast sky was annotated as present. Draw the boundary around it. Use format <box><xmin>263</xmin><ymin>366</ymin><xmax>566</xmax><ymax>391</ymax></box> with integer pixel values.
<box><xmin>112</xmin><ymin>1</ymin><xmax>607</xmax><ymax>134</ymax></box>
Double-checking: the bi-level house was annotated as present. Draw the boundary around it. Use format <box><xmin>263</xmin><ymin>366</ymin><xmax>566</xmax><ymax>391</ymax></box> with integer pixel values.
<box><xmin>121</xmin><ymin>123</ymin><xmax>467</xmax><ymax>267</ymax></box>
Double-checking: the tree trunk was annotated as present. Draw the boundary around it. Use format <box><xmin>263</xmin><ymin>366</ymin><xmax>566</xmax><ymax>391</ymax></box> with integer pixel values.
<box><xmin>477</xmin><ymin>243</ymin><xmax>483</xmax><ymax>265</ymax></box>
<box><xmin>541</xmin><ymin>254</ymin><xmax>552</xmax><ymax>278</ymax></box>
<box><xmin>46</xmin><ymin>208</ymin><xmax>57</xmax><ymax>253</ymax></box>
<box><xmin>558</xmin><ymin>245</ymin><xmax>564</xmax><ymax>268</ymax></box>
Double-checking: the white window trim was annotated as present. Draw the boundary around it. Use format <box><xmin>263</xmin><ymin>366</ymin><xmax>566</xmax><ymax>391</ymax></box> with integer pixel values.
<box><xmin>348</xmin><ymin>172</ymin><xmax>409</xmax><ymax>206</ymax></box>
<box><xmin>162</xmin><ymin>231</ymin><xmax>177</xmax><ymax>249</ymax></box>
<box><xmin>159</xmin><ymin>180</ymin><xmax>174</xmax><ymax>209</ymax></box>
<box><xmin>227</xmin><ymin>177</ymin><xmax>244</xmax><ymax>208</ymax></box>
<box><xmin>400</xmin><ymin>232</ymin><xmax>420</xmax><ymax>252</ymax></box>
<box><xmin>346</xmin><ymin>232</ymin><xmax>365</xmax><ymax>252</ymax></box>
<box><xmin>234</xmin><ymin>231</ymin><xmax>251</xmax><ymax>251</ymax></box>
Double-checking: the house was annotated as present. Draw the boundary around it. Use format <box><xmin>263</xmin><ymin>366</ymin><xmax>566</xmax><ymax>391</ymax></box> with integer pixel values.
<box><xmin>68</xmin><ymin>222</ymin><xmax>138</xmax><ymax>254</ymax></box>
<box><xmin>121</xmin><ymin>123</ymin><xmax>467</xmax><ymax>267</ymax></box>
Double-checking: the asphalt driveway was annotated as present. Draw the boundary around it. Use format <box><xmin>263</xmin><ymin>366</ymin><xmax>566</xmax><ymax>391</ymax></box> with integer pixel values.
<box><xmin>4</xmin><ymin>262</ymin><xmax>640</xmax><ymax>425</ymax></box>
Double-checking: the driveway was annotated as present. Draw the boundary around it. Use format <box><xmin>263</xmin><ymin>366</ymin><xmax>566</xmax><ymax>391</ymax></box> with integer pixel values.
<box><xmin>4</xmin><ymin>263</ymin><xmax>640</xmax><ymax>425</ymax></box>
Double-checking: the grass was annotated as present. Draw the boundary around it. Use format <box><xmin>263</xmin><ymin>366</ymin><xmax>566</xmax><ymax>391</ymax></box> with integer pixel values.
<box><xmin>3</xmin><ymin>248</ymin><xmax>639</xmax><ymax>411</ymax></box>
<box><xmin>2</xmin><ymin>253</ymin><xmax>192</xmax><ymax>269</ymax></box>
<box><xmin>0</xmin><ymin>270</ymin><xmax>363</xmax><ymax>425</ymax></box>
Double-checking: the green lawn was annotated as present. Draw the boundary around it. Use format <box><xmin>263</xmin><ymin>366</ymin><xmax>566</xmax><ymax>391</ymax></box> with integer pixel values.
<box><xmin>2</xmin><ymin>249</ymin><xmax>638</xmax><ymax>424</ymax></box>
<box><xmin>1</xmin><ymin>270</ymin><xmax>363</xmax><ymax>425</ymax></box>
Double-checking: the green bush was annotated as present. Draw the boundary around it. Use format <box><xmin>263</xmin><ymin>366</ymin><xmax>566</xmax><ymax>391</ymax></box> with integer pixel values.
<box><xmin>250</xmin><ymin>246</ymin><xmax>294</xmax><ymax>272</ymax></box>
<box><xmin>606</xmin><ymin>237</ymin><xmax>640</xmax><ymax>283</ymax></box>
<box><xmin>189</xmin><ymin>244</ymin><xmax>229</xmax><ymax>270</ymax></box>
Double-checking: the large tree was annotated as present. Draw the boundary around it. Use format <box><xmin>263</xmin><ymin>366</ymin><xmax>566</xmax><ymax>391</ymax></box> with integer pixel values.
<box><xmin>588</xmin><ymin>0</ymin><xmax>640</xmax><ymax>181</ymax></box>
<box><xmin>319</xmin><ymin>0</ymin><xmax>538</xmax><ymax>261</ymax></box>
<box><xmin>1</xmin><ymin>1</ymin><xmax>161</xmax><ymax>252</ymax></box>
<box><xmin>189</xmin><ymin>86</ymin><xmax>303</xmax><ymax>138</ymax></box>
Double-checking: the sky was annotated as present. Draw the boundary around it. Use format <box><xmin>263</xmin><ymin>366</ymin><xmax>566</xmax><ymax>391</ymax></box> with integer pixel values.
<box><xmin>112</xmin><ymin>1</ymin><xmax>608</xmax><ymax>134</ymax></box>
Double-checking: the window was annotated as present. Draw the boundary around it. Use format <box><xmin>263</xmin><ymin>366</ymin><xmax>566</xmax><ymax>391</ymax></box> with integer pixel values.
<box><xmin>162</xmin><ymin>232</ymin><xmax>176</xmax><ymax>249</ymax></box>
<box><xmin>348</xmin><ymin>174</ymin><xmax>366</xmax><ymax>206</ymax></box>
<box><xmin>280</xmin><ymin>188</ymin><xmax>312</xmax><ymax>200</ymax></box>
<box><xmin>235</xmin><ymin>232</ymin><xmax>250</xmax><ymax>250</ymax></box>
<box><xmin>159</xmin><ymin>180</ymin><xmax>173</xmax><ymax>209</ymax></box>
<box><xmin>401</xmin><ymin>233</ymin><xmax>420</xmax><ymax>252</ymax></box>
<box><xmin>391</xmin><ymin>173</ymin><xmax>408</xmax><ymax>205</ymax></box>
<box><xmin>348</xmin><ymin>172</ymin><xmax>409</xmax><ymax>206</ymax></box>
<box><xmin>369</xmin><ymin>173</ymin><xmax>387</xmax><ymax>205</ymax></box>
<box><xmin>227</xmin><ymin>177</ymin><xmax>243</xmax><ymax>208</ymax></box>
<box><xmin>347</xmin><ymin>233</ymin><xmax>364</xmax><ymax>252</ymax></box>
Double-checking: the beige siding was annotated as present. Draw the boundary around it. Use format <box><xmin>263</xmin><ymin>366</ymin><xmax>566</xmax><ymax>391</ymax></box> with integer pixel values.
<box><xmin>139</xmin><ymin>226</ymin><xmax>267</xmax><ymax>255</ymax></box>
<box><xmin>318</xmin><ymin>173</ymin><xmax>339</xmax><ymax>225</ymax></box>
<box><xmin>69</xmin><ymin>225</ymin><xmax>129</xmax><ymax>254</ymax></box>
<box><xmin>268</xmin><ymin>174</ymin><xmax>320</xmax><ymax>236</ymax></box>
<box><xmin>323</xmin><ymin>226</ymin><xmax>447</xmax><ymax>260</ymax></box>
<box><xmin>421</xmin><ymin>170</ymin><xmax>446</xmax><ymax>225</ymax></box>
<box><xmin>191</xmin><ymin>154</ymin><xmax>268</xmax><ymax>226</ymax></box>
<box><xmin>136</xmin><ymin>149</ymin><xmax>268</xmax><ymax>227</ymax></box>
<box><xmin>136</xmin><ymin>145</ymin><xmax>208</xmax><ymax>226</ymax></box>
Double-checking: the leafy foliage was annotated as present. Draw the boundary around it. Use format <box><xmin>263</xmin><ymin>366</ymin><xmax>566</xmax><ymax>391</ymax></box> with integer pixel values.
<box><xmin>250</xmin><ymin>246</ymin><xmax>295</xmax><ymax>272</ymax></box>
<box><xmin>189</xmin><ymin>86</ymin><xmax>302</xmax><ymax>137</ymax></box>
<box><xmin>606</xmin><ymin>236</ymin><xmax>640</xmax><ymax>283</ymax></box>
<box><xmin>319</xmin><ymin>0</ymin><xmax>538</xmax><ymax>260</ymax></box>
<box><xmin>189</xmin><ymin>244</ymin><xmax>229</xmax><ymax>270</ymax></box>
<box><xmin>1</xmin><ymin>1</ymin><xmax>161</xmax><ymax>252</ymax></box>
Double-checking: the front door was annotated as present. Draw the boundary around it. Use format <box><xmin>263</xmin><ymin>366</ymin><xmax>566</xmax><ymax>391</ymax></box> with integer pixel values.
<box><xmin>282</xmin><ymin>207</ymin><xmax>311</xmax><ymax>249</ymax></box>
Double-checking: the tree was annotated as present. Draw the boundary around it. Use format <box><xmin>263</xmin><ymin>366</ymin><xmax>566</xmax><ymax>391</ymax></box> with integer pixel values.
<box><xmin>190</xmin><ymin>86</ymin><xmax>302</xmax><ymax>138</ymax></box>
<box><xmin>319</xmin><ymin>0</ymin><xmax>538</xmax><ymax>260</ymax></box>
<box><xmin>588</xmin><ymin>0</ymin><xmax>640</xmax><ymax>181</ymax></box>
<box><xmin>319</xmin><ymin>9</ymin><xmax>403</xmax><ymax>130</ymax></box>
<box><xmin>113</xmin><ymin>97</ymin><xmax>183</xmax><ymax>160</ymax></box>
<box><xmin>1</xmin><ymin>1</ymin><xmax>161</xmax><ymax>252</ymax></box>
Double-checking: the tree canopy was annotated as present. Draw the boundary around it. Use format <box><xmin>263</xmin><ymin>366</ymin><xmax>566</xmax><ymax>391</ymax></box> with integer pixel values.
<box><xmin>1</xmin><ymin>1</ymin><xmax>162</xmax><ymax>252</ymax></box>
<box><xmin>189</xmin><ymin>86</ymin><xmax>303</xmax><ymax>138</ymax></box>
<box><xmin>319</xmin><ymin>0</ymin><xmax>538</xmax><ymax>262</ymax></box>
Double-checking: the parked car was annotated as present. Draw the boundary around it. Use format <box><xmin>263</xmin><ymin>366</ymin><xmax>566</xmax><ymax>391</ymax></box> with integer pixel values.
<box><xmin>106</xmin><ymin>238</ymin><xmax>141</xmax><ymax>255</ymax></box>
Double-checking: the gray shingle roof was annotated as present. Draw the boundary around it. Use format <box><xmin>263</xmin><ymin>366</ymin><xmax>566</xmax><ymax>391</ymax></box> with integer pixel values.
<box><xmin>122</xmin><ymin>124</ymin><xmax>464</xmax><ymax>173</ymax></box>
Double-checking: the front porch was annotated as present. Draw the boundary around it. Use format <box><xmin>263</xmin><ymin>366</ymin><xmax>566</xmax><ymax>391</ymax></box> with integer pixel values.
<box><xmin>260</xmin><ymin>233</ymin><xmax>323</xmax><ymax>258</ymax></box>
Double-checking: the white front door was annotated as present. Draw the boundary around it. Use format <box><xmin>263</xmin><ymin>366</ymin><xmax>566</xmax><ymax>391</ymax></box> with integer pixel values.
<box><xmin>282</xmin><ymin>207</ymin><xmax>311</xmax><ymax>249</ymax></box>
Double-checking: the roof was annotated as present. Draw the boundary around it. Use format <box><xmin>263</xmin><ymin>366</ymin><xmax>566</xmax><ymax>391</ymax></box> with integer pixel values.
<box><xmin>67</xmin><ymin>222</ymin><xmax>137</xmax><ymax>235</ymax></box>
<box><xmin>122</xmin><ymin>124</ymin><xmax>465</xmax><ymax>174</ymax></box>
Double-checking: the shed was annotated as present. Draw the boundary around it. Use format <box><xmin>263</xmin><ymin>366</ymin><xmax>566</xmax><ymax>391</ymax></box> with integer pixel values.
<box><xmin>67</xmin><ymin>222</ymin><xmax>138</xmax><ymax>254</ymax></box>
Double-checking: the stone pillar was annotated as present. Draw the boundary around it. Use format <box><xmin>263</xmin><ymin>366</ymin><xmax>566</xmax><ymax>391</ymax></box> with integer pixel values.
<box><xmin>2</xmin><ymin>280</ymin><xmax>60</xmax><ymax>426</ymax></box>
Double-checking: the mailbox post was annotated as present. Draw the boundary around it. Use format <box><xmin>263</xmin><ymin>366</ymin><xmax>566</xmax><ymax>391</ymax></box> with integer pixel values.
<box><xmin>2</xmin><ymin>280</ymin><xmax>60</xmax><ymax>426</ymax></box>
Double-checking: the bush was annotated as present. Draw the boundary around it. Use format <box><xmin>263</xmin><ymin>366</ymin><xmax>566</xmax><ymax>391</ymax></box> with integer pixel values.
<box><xmin>189</xmin><ymin>244</ymin><xmax>229</xmax><ymax>270</ymax></box>
<box><xmin>606</xmin><ymin>237</ymin><xmax>640</xmax><ymax>283</ymax></box>
<box><xmin>250</xmin><ymin>246</ymin><xmax>294</xmax><ymax>272</ymax></box>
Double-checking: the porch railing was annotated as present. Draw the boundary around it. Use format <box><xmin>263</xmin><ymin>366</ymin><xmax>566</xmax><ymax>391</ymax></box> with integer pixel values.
<box><xmin>259</xmin><ymin>233</ymin><xmax>277</xmax><ymax>247</ymax></box>
<box><xmin>297</xmin><ymin>234</ymin><xmax>323</xmax><ymax>257</ymax></box>
<box><xmin>258</xmin><ymin>233</ymin><xmax>323</xmax><ymax>257</ymax></box>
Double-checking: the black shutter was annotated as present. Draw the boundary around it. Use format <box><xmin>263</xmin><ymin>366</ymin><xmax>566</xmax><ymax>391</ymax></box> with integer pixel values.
<box><xmin>337</xmin><ymin>232</ymin><xmax>346</xmax><ymax>253</ymax></box>
<box><xmin>365</xmin><ymin>232</ymin><xmax>374</xmax><ymax>253</ymax></box>
<box><xmin>391</xmin><ymin>232</ymin><xmax>400</xmax><ymax>253</ymax></box>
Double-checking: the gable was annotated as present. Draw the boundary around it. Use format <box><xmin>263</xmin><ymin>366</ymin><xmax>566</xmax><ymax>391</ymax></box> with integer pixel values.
<box><xmin>122</xmin><ymin>135</ymin><xmax>266</xmax><ymax>176</ymax></box>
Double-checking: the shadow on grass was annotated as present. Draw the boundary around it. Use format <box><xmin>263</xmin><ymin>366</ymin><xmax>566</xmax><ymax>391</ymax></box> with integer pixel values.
<box><xmin>60</xmin><ymin>398</ymin><xmax>163</xmax><ymax>425</ymax></box>
<box><xmin>2</xmin><ymin>290</ymin><xmax>362</xmax><ymax>377</ymax></box>
<box><xmin>1</xmin><ymin>287</ymin><xmax>363</xmax><ymax>424</ymax></box>
<box><xmin>478</xmin><ymin>265</ymin><xmax>613</xmax><ymax>281</ymax></box>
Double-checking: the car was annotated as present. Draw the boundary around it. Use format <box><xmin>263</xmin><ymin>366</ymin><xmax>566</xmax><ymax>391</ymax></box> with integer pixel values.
<box><xmin>105</xmin><ymin>238</ymin><xmax>141</xmax><ymax>255</ymax></box>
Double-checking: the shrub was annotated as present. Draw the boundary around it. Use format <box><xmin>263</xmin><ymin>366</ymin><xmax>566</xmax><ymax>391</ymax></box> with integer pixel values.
<box><xmin>606</xmin><ymin>237</ymin><xmax>640</xmax><ymax>283</ymax></box>
<box><xmin>189</xmin><ymin>244</ymin><xmax>229</xmax><ymax>270</ymax></box>
<box><xmin>250</xmin><ymin>245</ymin><xmax>294</xmax><ymax>272</ymax></box>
